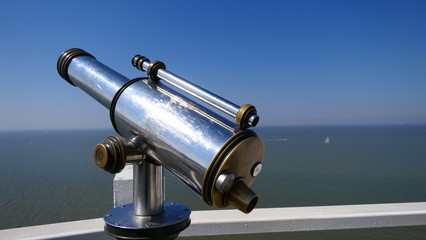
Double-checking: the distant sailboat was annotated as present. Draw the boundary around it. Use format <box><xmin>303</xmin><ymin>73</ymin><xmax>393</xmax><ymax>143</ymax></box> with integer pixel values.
<box><xmin>324</xmin><ymin>136</ymin><xmax>331</xmax><ymax>144</ymax></box>
<box><xmin>267</xmin><ymin>137</ymin><xmax>288</xmax><ymax>142</ymax></box>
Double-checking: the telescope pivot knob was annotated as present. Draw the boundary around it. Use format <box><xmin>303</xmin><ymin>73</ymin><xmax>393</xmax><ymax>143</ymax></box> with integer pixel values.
<box><xmin>94</xmin><ymin>136</ymin><xmax>126</xmax><ymax>174</ymax></box>
<box><xmin>94</xmin><ymin>135</ymin><xmax>147</xmax><ymax>174</ymax></box>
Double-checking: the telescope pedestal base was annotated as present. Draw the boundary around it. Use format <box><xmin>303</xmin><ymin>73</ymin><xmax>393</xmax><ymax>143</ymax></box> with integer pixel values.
<box><xmin>104</xmin><ymin>202</ymin><xmax>191</xmax><ymax>240</ymax></box>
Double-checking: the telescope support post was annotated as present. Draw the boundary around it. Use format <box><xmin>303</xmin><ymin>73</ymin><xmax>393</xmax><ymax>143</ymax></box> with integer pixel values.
<box><xmin>103</xmin><ymin>159</ymin><xmax>191</xmax><ymax>240</ymax></box>
<box><xmin>133</xmin><ymin>161</ymin><xmax>164</xmax><ymax>216</ymax></box>
<box><xmin>92</xmin><ymin>135</ymin><xmax>190</xmax><ymax>239</ymax></box>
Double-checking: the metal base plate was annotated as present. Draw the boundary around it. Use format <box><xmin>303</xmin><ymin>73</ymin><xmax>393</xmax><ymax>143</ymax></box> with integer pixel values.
<box><xmin>104</xmin><ymin>201</ymin><xmax>191</xmax><ymax>240</ymax></box>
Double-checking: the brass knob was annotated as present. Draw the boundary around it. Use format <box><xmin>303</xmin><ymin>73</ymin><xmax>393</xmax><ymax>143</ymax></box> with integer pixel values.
<box><xmin>93</xmin><ymin>136</ymin><xmax>126</xmax><ymax>174</ymax></box>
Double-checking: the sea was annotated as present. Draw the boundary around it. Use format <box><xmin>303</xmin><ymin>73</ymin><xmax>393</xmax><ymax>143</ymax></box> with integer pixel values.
<box><xmin>1</xmin><ymin>125</ymin><xmax>426</xmax><ymax>239</ymax></box>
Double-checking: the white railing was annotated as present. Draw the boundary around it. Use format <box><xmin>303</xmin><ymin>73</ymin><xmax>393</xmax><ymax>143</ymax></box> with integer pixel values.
<box><xmin>2</xmin><ymin>167</ymin><xmax>426</xmax><ymax>239</ymax></box>
<box><xmin>1</xmin><ymin>202</ymin><xmax>426</xmax><ymax>240</ymax></box>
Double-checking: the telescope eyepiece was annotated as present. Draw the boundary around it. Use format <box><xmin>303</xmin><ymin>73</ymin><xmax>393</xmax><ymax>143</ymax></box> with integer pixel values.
<box><xmin>227</xmin><ymin>180</ymin><xmax>259</xmax><ymax>214</ymax></box>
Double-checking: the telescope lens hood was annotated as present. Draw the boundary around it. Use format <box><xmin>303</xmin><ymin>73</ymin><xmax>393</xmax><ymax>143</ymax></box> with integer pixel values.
<box><xmin>57</xmin><ymin>48</ymin><xmax>95</xmax><ymax>86</ymax></box>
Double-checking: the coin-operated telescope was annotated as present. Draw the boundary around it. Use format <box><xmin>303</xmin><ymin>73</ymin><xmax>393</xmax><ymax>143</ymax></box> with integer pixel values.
<box><xmin>57</xmin><ymin>48</ymin><xmax>264</xmax><ymax>240</ymax></box>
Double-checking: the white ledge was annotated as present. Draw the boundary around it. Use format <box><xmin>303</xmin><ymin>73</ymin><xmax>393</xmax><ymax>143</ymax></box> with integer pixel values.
<box><xmin>0</xmin><ymin>218</ymin><xmax>107</xmax><ymax>240</ymax></box>
<box><xmin>1</xmin><ymin>202</ymin><xmax>426</xmax><ymax>239</ymax></box>
<box><xmin>181</xmin><ymin>202</ymin><xmax>426</xmax><ymax>236</ymax></box>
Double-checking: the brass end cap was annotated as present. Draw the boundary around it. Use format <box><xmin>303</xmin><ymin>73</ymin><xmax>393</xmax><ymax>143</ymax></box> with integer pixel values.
<box><xmin>93</xmin><ymin>136</ymin><xmax>126</xmax><ymax>174</ymax></box>
<box><xmin>202</xmin><ymin>130</ymin><xmax>264</xmax><ymax>213</ymax></box>
<box><xmin>94</xmin><ymin>143</ymin><xmax>108</xmax><ymax>168</ymax></box>
<box><xmin>236</xmin><ymin>104</ymin><xmax>259</xmax><ymax>129</ymax></box>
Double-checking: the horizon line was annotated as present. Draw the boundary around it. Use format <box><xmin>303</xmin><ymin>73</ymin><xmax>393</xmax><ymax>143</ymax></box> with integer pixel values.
<box><xmin>1</xmin><ymin>123</ymin><xmax>426</xmax><ymax>132</ymax></box>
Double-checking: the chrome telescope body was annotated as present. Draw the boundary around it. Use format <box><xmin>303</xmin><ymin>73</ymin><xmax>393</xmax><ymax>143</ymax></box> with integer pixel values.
<box><xmin>57</xmin><ymin>49</ymin><xmax>264</xmax><ymax>214</ymax></box>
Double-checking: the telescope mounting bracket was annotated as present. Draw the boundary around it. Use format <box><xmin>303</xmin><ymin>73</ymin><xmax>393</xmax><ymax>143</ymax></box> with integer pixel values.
<box><xmin>95</xmin><ymin>135</ymin><xmax>191</xmax><ymax>240</ymax></box>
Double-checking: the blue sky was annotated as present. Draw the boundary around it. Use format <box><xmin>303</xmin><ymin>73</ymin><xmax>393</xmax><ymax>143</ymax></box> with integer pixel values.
<box><xmin>0</xmin><ymin>0</ymin><xmax>425</xmax><ymax>130</ymax></box>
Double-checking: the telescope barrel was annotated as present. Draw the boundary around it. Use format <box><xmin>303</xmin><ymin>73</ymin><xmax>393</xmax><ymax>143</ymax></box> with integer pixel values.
<box><xmin>58</xmin><ymin>49</ymin><xmax>129</xmax><ymax>109</ymax></box>
<box><xmin>57</xmin><ymin>48</ymin><xmax>264</xmax><ymax>213</ymax></box>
